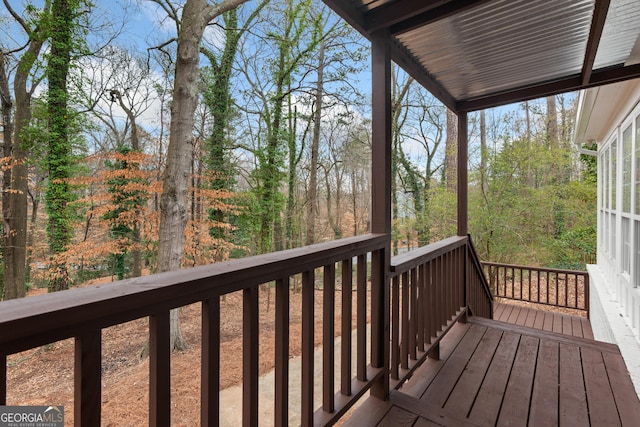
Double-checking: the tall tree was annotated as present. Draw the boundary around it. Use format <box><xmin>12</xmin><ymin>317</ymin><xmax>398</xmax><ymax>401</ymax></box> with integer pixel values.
<box><xmin>1</xmin><ymin>0</ymin><xmax>50</xmax><ymax>299</ymax></box>
<box><xmin>152</xmin><ymin>0</ymin><xmax>248</xmax><ymax>350</ymax></box>
<box><xmin>200</xmin><ymin>2</ymin><xmax>266</xmax><ymax>247</ymax></box>
<box><xmin>46</xmin><ymin>0</ymin><xmax>85</xmax><ymax>291</ymax></box>
<box><xmin>248</xmin><ymin>0</ymin><xmax>321</xmax><ymax>253</ymax></box>
<box><xmin>445</xmin><ymin>108</ymin><xmax>458</xmax><ymax>192</ymax></box>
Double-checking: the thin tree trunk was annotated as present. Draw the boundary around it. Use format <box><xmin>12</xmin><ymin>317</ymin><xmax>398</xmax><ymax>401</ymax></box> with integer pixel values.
<box><xmin>4</xmin><ymin>34</ymin><xmax>45</xmax><ymax>299</ymax></box>
<box><xmin>445</xmin><ymin>108</ymin><xmax>458</xmax><ymax>192</ymax></box>
<box><xmin>0</xmin><ymin>51</ymin><xmax>14</xmax><ymax>299</ymax></box>
<box><xmin>307</xmin><ymin>39</ymin><xmax>325</xmax><ymax>245</ymax></box>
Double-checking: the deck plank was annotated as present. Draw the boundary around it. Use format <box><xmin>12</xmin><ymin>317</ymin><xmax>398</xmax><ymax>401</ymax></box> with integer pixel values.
<box><xmin>581</xmin><ymin>319</ymin><xmax>594</xmax><ymax>340</ymax></box>
<box><xmin>467</xmin><ymin>331</ymin><xmax>520</xmax><ymax>426</ymax></box>
<box><xmin>602</xmin><ymin>351</ymin><xmax>640</xmax><ymax>426</ymax></box>
<box><xmin>413</xmin><ymin>417</ymin><xmax>444</xmax><ymax>427</ymax></box>
<box><xmin>562</xmin><ymin>313</ymin><xmax>573</xmax><ymax>336</ymax></box>
<box><xmin>515</xmin><ymin>306</ymin><xmax>529</xmax><ymax>326</ymax></box>
<box><xmin>420</xmin><ymin>324</ymin><xmax>486</xmax><ymax>407</ymax></box>
<box><xmin>524</xmin><ymin>307</ymin><xmax>537</xmax><ymax>328</ymax></box>
<box><xmin>542</xmin><ymin>311</ymin><xmax>554</xmax><ymax>331</ymax></box>
<box><xmin>552</xmin><ymin>313</ymin><xmax>563</xmax><ymax>334</ymax></box>
<box><xmin>377</xmin><ymin>406</ymin><xmax>418</xmax><ymax>427</ymax></box>
<box><xmin>559</xmin><ymin>344</ymin><xmax>589</xmax><ymax>426</ymax></box>
<box><xmin>532</xmin><ymin>308</ymin><xmax>545</xmax><ymax>330</ymax></box>
<box><xmin>400</xmin><ymin>322</ymin><xmax>470</xmax><ymax>398</ymax></box>
<box><xmin>571</xmin><ymin>316</ymin><xmax>583</xmax><ymax>338</ymax></box>
<box><xmin>345</xmin><ymin>310</ymin><xmax>638</xmax><ymax>427</ymax></box>
<box><xmin>496</xmin><ymin>334</ymin><xmax>539</xmax><ymax>426</ymax></box>
<box><xmin>493</xmin><ymin>302</ymin><xmax>507</xmax><ymax>320</ymax></box>
<box><xmin>507</xmin><ymin>305</ymin><xmax>521</xmax><ymax>324</ymax></box>
<box><xmin>581</xmin><ymin>347</ymin><xmax>621</xmax><ymax>426</ymax></box>
<box><xmin>528</xmin><ymin>339</ymin><xmax>559</xmax><ymax>427</ymax></box>
<box><xmin>341</xmin><ymin>395</ymin><xmax>392</xmax><ymax>427</ymax></box>
<box><xmin>444</xmin><ymin>327</ymin><xmax>503</xmax><ymax>415</ymax></box>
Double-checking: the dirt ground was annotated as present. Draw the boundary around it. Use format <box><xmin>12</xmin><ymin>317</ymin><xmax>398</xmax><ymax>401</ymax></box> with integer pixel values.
<box><xmin>6</xmin><ymin>277</ymin><xmax>369</xmax><ymax>426</ymax></box>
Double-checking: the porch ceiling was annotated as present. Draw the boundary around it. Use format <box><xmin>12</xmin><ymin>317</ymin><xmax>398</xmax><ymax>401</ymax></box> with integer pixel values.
<box><xmin>323</xmin><ymin>0</ymin><xmax>640</xmax><ymax>112</ymax></box>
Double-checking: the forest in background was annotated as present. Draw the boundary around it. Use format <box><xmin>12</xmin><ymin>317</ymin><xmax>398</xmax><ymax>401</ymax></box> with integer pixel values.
<box><xmin>0</xmin><ymin>0</ymin><xmax>596</xmax><ymax>301</ymax></box>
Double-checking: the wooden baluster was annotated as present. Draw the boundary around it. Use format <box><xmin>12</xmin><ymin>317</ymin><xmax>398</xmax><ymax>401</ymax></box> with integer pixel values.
<box><xmin>202</xmin><ymin>297</ymin><xmax>220</xmax><ymax>427</ymax></box>
<box><xmin>391</xmin><ymin>275</ymin><xmax>400</xmax><ymax>380</ymax></box>
<box><xmin>149</xmin><ymin>312</ymin><xmax>170</xmax><ymax>427</ymax></box>
<box><xmin>275</xmin><ymin>278</ymin><xmax>289</xmax><ymax>426</ymax></box>
<box><xmin>323</xmin><ymin>264</ymin><xmax>336</xmax><ymax>413</ymax></box>
<box><xmin>356</xmin><ymin>254</ymin><xmax>367</xmax><ymax>382</ymax></box>
<box><xmin>1</xmin><ymin>353</ymin><xmax>6</xmax><ymax>406</ymax></box>
<box><xmin>341</xmin><ymin>259</ymin><xmax>353</xmax><ymax>396</ymax></box>
<box><xmin>401</xmin><ymin>271</ymin><xmax>409</xmax><ymax>369</ymax></box>
<box><xmin>243</xmin><ymin>287</ymin><xmax>259</xmax><ymax>427</ymax></box>
<box><xmin>301</xmin><ymin>270</ymin><xmax>314</xmax><ymax>426</ymax></box>
<box><xmin>410</xmin><ymin>267</ymin><xmax>417</xmax><ymax>361</ymax></box>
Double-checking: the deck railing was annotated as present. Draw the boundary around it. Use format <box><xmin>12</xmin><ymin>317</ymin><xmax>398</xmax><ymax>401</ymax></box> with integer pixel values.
<box><xmin>388</xmin><ymin>236</ymin><xmax>493</xmax><ymax>389</ymax></box>
<box><xmin>482</xmin><ymin>262</ymin><xmax>589</xmax><ymax>317</ymax></box>
<box><xmin>0</xmin><ymin>234</ymin><xmax>388</xmax><ymax>426</ymax></box>
<box><xmin>0</xmin><ymin>234</ymin><xmax>493</xmax><ymax>426</ymax></box>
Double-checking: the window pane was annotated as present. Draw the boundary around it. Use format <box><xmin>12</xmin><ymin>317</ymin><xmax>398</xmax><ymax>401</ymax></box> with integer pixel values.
<box><xmin>623</xmin><ymin>126</ymin><xmax>632</xmax><ymax>213</ymax></box>
<box><xmin>605</xmin><ymin>148</ymin><xmax>610</xmax><ymax>209</ymax></box>
<box><xmin>636</xmin><ymin>117</ymin><xmax>640</xmax><ymax>214</ymax></box>
<box><xmin>636</xmin><ymin>221</ymin><xmax>640</xmax><ymax>287</ymax></box>
<box><xmin>612</xmin><ymin>139</ymin><xmax>617</xmax><ymax>210</ymax></box>
<box><xmin>611</xmin><ymin>213</ymin><xmax>617</xmax><ymax>259</ymax></box>
<box><xmin>622</xmin><ymin>217</ymin><xmax>631</xmax><ymax>274</ymax></box>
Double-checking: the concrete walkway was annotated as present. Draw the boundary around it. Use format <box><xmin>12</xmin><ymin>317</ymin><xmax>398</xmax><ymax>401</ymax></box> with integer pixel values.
<box><xmin>219</xmin><ymin>328</ymin><xmax>367</xmax><ymax>426</ymax></box>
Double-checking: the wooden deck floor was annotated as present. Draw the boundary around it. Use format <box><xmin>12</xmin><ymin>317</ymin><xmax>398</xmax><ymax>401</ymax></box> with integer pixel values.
<box><xmin>492</xmin><ymin>302</ymin><xmax>594</xmax><ymax>339</ymax></box>
<box><xmin>344</xmin><ymin>308</ymin><xmax>640</xmax><ymax>426</ymax></box>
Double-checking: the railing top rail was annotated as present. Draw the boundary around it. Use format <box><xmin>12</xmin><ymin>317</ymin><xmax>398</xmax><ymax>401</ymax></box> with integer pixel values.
<box><xmin>0</xmin><ymin>233</ymin><xmax>388</xmax><ymax>354</ymax></box>
<box><xmin>390</xmin><ymin>236</ymin><xmax>467</xmax><ymax>275</ymax></box>
<box><xmin>481</xmin><ymin>261</ymin><xmax>588</xmax><ymax>276</ymax></box>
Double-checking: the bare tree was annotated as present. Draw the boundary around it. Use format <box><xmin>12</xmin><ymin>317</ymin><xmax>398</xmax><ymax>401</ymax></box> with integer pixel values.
<box><xmin>1</xmin><ymin>0</ymin><xmax>50</xmax><ymax>299</ymax></box>
<box><xmin>151</xmin><ymin>0</ymin><xmax>249</xmax><ymax>350</ymax></box>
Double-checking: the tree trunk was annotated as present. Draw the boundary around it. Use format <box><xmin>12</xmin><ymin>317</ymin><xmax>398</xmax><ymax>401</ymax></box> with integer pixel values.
<box><xmin>480</xmin><ymin>109</ymin><xmax>487</xmax><ymax>195</ymax></box>
<box><xmin>3</xmin><ymin>33</ymin><xmax>45</xmax><ymax>299</ymax></box>
<box><xmin>157</xmin><ymin>0</ymin><xmax>247</xmax><ymax>350</ymax></box>
<box><xmin>307</xmin><ymin>39</ymin><xmax>325</xmax><ymax>245</ymax></box>
<box><xmin>0</xmin><ymin>51</ymin><xmax>14</xmax><ymax>299</ymax></box>
<box><xmin>445</xmin><ymin>108</ymin><xmax>458</xmax><ymax>192</ymax></box>
<box><xmin>46</xmin><ymin>0</ymin><xmax>76</xmax><ymax>292</ymax></box>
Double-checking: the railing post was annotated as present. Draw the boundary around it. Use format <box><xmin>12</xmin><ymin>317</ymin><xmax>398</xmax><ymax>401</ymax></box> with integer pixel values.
<box><xmin>75</xmin><ymin>330</ymin><xmax>102</xmax><ymax>426</ymax></box>
<box><xmin>371</xmin><ymin>26</ymin><xmax>391</xmax><ymax>401</ymax></box>
<box><xmin>1</xmin><ymin>354</ymin><xmax>5</xmax><ymax>406</ymax></box>
<box><xmin>461</xmin><ymin>240</ymin><xmax>468</xmax><ymax>323</ymax></box>
<box><xmin>149</xmin><ymin>312</ymin><xmax>170</xmax><ymax>427</ymax></box>
<box><xmin>585</xmin><ymin>273</ymin><xmax>590</xmax><ymax>319</ymax></box>
<box><xmin>370</xmin><ymin>247</ymin><xmax>390</xmax><ymax>400</ymax></box>
<box><xmin>201</xmin><ymin>297</ymin><xmax>220</xmax><ymax>427</ymax></box>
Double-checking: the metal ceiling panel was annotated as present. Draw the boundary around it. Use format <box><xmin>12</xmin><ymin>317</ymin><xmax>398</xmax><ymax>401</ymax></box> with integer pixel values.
<box><xmin>395</xmin><ymin>0</ymin><xmax>595</xmax><ymax>100</ymax></box>
<box><xmin>325</xmin><ymin>0</ymin><xmax>640</xmax><ymax>111</ymax></box>
<box><xmin>594</xmin><ymin>0</ymin><xmax>640</xmax><ymax>69</ymax></box>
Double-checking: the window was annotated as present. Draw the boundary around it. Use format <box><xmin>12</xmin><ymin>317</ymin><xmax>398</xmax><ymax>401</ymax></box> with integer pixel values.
<box><xmin>604</xmin><ymin>147</ymin><xmax>610</xmax><ymax>209</ymax></box>
<box><xmin>622</xmin><ymin>217</ymin><xmax>631</xmax><ymax>275</ymax></box>
<box><xmin>636</xmin><ymin>117</ymin><xmax>640</xmax><ymax>215</ymax></box>
<box><xmin>623</xmin><ymin>126</ymin><xmax>632</xmax><ymax>213</ymax></box>
<box><xmin>611</xmin><ymin>213</ymin><xmax>617</xmax><ymax>260</ymax></box>
<box><xmin>636</xmin><ymin>221</ymin><xmax>640</xmax><ymax>287</ymax></box>
<box><xmin>612</xmin><ymin>139</ymin><xmax>617</xmax><ymax>210</ymax></box>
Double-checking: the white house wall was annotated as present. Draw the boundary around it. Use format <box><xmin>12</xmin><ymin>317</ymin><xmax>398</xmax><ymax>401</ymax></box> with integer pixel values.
<box><xmin>576</xmin><ymin>80</ymin><xmax>640</xmax><ymax>395</ymax></box>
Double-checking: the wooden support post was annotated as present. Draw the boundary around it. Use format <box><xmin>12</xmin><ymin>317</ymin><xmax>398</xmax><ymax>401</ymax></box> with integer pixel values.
<box><xmin>457</xmin><ymin>111</ymin><xmax>468</xmax><ymax>236</ymax></box>
<box><xmin>370</xmin><ymin>29</ymin><xmax>391</xmax><ymax>400</ymax></box>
